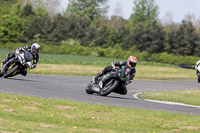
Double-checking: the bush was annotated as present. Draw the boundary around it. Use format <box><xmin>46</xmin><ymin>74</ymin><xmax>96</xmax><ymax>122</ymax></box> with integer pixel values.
<box><xmin>0</xmin><ymin>42</ymin><xmax>198</xmax><ymax>66</ymax></box>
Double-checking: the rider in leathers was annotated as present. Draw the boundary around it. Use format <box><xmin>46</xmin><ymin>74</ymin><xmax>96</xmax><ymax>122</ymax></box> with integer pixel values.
<box><xmin>196</xmin><ymin>60</ymin><xmax>200</xmax><ymax>83</ymax></box>
<box><xmin>93</xmin><ymin>56</ymin><xmax>137</xmax><ymax>95</ymax></box>
<box><xmin>0</xmin><ymin>43</ymin><xmax>40</xmax><ymax>77</ymax></box>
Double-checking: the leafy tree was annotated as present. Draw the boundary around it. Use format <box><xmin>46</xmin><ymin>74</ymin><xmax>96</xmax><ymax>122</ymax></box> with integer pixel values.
<box><xmin>47</xmin><ymin>14</ymin><xmax>108</xmax><ymax>46</ymax></box>
<box><xmin>127</xmin><ymin>0</ymin><xmax>159</xmax><ymax>30</ymax></box>
<box><xmin>120</xmin><ymin>29</ymin><xmax>133</xmax><ymax>50</ymax></box>
<box><xmin>65</xmin><ymin>0</ymin><xmax>107</xmax><ymax>21</ymax></box>
<box><xmin>0</xmin><ymin>0</ymin><xmax>18</xmax><ymax>26</ymax></box>
<box><xmin>47</xmin><ymin>14</ymin><xmax>91</xmax><ymax>45</ymax></box>
<box><xmin>104</xmin><ymin>28</ymin><xmax>122</xmax><ymax>48</ymax></box>
<box><xmin>0</xmin><ymin>0</ymin><xmax>17</xmax><ymax>5</ymax></box>
<box><xmin>125</xmin><ymin>23</ymin><xmax>165</xmax><ymax>53</ymax></box>
<box><xmin>23</xmin><ymin>13</ymin><xmax>53</xmax><ymax>43</ymax></box>
<box><xmin>164</xmin><ymin>20</ymin><xmax>200</xmax><ymax>56</ymax></box>
<box><xmin>0</xmin><ymin>2</ymin><xmax>30</xmax><ymax>43</ymax></box>
<box><xmin>34</xmin><ymin>6</ymin><xmax>48</xmax><ymax>18</ymax></box>
<box><xmin>46</xmin><ymin>14</ymin><xmax>70</xmax><ymax>44</ymax></box>
<box><xmin>76</xmin><ymin>19</ymin><xmax>108</xmax><ymax>46</ymax></box>
<box><xmin>29</xmin><ymin>0</ymin><xmax>61</xmax><ymax>17</ymax></box>
<box><xmin>90</xmin><ymin>24</ymin><xmax>108</xmax><ymax>46</ymax></box>
<box><xmin>108</xmin><ymin>16</ymin><xmax>127</xmax><ymax>31</ymax></box>
<box><xmin>21</xmin><ymin>6</ymin><xmax>52</xmax><ymax>43</ymax></box>
<box><xmin>164</xmin><ymin>29</ymin><xmax>176</xmax><ymax>54</ymax></box>
<box><xmin>0</xmin><ymin>11</ymin><xmax>24</xmax><ymax>43</ymax></box>
<box><xmin>20</xmin><ymin>4</ymin><xmax>35</xmax><ymax>17</ymax></box>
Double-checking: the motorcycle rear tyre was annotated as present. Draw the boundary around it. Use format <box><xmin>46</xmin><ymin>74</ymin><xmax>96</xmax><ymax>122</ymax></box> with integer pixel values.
<box><xmin>100</xmin><ymin>80</ymin><xmax>119</xmax><ymax>96</ymax></box>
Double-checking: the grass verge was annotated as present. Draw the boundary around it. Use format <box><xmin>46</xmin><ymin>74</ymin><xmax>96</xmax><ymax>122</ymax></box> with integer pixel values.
<box><xmin>140</xmin><ymin>89</ymin><xmax>200</xmax><ymax>106</ymax></box>
<box><xmin>29</xmin><ymin>64</ymin><xmax>196</xmax><ymax>80</ymax></box>
<box><xmin>0</xmin><ymin>93</ymin><xmax>200</xmax><ymax>133</ymax></box>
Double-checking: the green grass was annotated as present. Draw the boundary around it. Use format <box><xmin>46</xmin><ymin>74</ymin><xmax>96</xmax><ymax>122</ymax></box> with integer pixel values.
<box><xmin>1</xmin><ymin>50</ymin><xmax>200</xmax><ymax>132</ymax></box>
<box><xmin>0</xmin><ymin>93</ymin><xmax>200</xmax><ymax>133</ymax></box>
<box><xmin>0</xmin><ymin>49</ymin><xmax>180</xmax><ymax>67</ymax></box>
<box><xmin>26</xmin><ymin>63</ymin><xmax>196</xmax><ymax>80</ymax></box>
<box><xmin>0</xmin><ymin>49</ymin><xmax>123</xmax><ymax>67</ymax></box>
<box><xmin>140</xmin><ymin>89</ymin><xmax>200</xmax><ymax>106</ymax></box>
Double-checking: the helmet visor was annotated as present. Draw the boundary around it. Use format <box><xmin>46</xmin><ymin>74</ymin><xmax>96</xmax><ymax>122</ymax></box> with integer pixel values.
<box><xmin>129</xmin><ymin>61</ymin><xmax>136</xmax><ymax>68</ymax></box>
<box><xmin>33</xmin><ymin>48</ymin><xmax>40</xmax><ymax>53</ymax></box>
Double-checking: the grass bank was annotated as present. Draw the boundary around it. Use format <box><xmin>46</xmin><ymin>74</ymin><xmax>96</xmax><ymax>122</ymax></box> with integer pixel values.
<box><xmin>29</xmin><ymin>63</ymin><xmax>196</xmax><ymax>80</ymax></box>
<box><xmin>140</xmin><ymin>89</ymin><xmax>200</xmax><ymax>106</ymax></box>
<box><xmin>1</xmin><ymin>93</ymin><xmax>200</xmax><ymax>133</ymax></box>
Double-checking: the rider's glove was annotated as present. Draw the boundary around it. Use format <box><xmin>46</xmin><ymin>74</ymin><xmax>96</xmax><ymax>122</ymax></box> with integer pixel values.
<box><xmin>15</xmin><ymin>49</ymin><xmax>20</xmax><ymax>54</ymax></box>
<box><xmin>15</xmin><ymin>48</ymin><xmax>25</xmax><ymax>54</ymax></box>
<box><xmin>110</xmin><ymin>62</ymin><xmax>115</xmax><ymax>69</ymax></box>
<box><xmin>30</xmin><ymin>64</ymin><xmax>37</xmax><ymax>69</ymax></box>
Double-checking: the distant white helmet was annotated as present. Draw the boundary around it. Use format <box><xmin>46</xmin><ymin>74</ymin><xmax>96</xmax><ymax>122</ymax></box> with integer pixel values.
<box><xmin>31</xmin><ymin>43</ymin><xmax>40</xmax><ymax>54</ymax></box>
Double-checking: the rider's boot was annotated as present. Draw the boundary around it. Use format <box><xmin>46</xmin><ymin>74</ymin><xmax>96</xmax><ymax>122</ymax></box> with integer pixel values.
<box><xmin>20</xmin><ymin>69</ymin><xmax>27</xmax><ymax>76</ymax></box>
<box><xmin>93</xmin><ymin>71</ymin><xmax>104</xmax><ymax>83</ymax></box>
<box><xmin>116</xmin><ymin>86</ymin><xmax>127</xmax><ymax>95</ymax></box>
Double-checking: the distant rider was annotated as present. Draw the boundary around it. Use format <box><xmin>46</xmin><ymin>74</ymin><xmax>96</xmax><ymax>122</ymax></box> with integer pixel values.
<box><xmin>0</xmin><ymin>43</ymin><xmax>40</xmax><ymax>77</ymax></box>
<box><xmin>93</xmin><ymin>56</ymin><xmax>137</xmax><ymax>95</ymax></box>
<box><xmin>196</xmin><ymin>60</ymin><xmax>200</xmax><ymax>83</ymax></box>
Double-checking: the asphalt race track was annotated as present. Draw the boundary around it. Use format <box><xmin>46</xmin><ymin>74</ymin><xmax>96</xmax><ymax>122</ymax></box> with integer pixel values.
<box><xmin>0</xmin><ymin>75</ymin><xmax>200</xmax><ymax>115</ymax></box>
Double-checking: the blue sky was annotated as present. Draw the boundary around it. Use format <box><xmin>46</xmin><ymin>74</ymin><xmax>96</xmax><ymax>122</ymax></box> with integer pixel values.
<box><xmin>60</xmin><ymin>0</ymin><xmax>200</xmax><ymax>23</ymax></box>
<box><xmin>108</xmin><ymin>0</ymin><xmax>200</xmax><ymax>23</ymax></box>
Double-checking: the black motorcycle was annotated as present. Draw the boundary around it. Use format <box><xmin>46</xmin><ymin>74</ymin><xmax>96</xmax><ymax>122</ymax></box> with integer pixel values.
<box><xmin>85</xmin><ymin>66</ymin><xmax>131</xmax><ymax>96</ymax></box>
<box><xmin>197</xmin><ymin>69</ymin><xmax>200</xmax><ymax>83</ymax></box>
<box><xmin>0</xmin><ymin>51</ymin><xmax>33</xmax><ymax>78</ymax></box>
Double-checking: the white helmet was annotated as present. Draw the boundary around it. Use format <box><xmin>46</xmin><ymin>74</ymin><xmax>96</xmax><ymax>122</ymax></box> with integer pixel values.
<box><xmin>31</xmin><ymin>43</ymin><xmax>40</xmax><ymax>54</ymax></box>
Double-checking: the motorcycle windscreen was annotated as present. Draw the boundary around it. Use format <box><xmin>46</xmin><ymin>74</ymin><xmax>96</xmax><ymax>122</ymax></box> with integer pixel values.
<box><xmin>24</xmin><ymin>51</ymin><xmax>33</xmax><ymax>62</ymax></box>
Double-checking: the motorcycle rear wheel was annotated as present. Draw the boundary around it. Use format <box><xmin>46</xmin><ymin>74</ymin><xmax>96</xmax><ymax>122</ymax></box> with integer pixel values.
<box><xmin>100</xmin><ymin>79</ymin><xmax>119</xmax><ymax>96</ymax></box>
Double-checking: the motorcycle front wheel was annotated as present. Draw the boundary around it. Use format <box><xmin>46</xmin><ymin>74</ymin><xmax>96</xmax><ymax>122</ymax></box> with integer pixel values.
<box><xmin>85</xmin><ymin>81</ymin><xmax>94</xmax><ymax>94</ymax></box>
<box><xmin>3</xmin><ymin>64</ymin><xmax>20</xmax><ymax>78</ymax></box>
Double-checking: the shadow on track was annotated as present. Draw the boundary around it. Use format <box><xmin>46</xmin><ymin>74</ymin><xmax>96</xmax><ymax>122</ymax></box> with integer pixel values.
<box><xmin>5</xmin><ymin>77</ymin><xmax>38</xmax><ymax>82</ymax></box>
<box><xmin>90</xmin><ymin>94</ymin><xmax>137</xmax><ymax>101</ymax></box>
<box><xmin>107</xmin><ymin>95</ymin><xmax>137</xmax><ymax>100</ymax></box>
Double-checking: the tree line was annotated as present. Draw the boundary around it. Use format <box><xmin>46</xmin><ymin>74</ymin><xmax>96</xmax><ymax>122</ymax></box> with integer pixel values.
<box><xmin>1</xmin><ymin>0</ymin><xmax>200</xmax><ymax>57</ymax></box>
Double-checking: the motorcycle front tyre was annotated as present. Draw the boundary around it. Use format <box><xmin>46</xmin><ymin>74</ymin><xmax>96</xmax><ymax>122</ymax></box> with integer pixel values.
<box><xmin>85</xmin><ymin>81</ymin><xmax>94</xmax><ymax>94</ymax></box>
<box><xmin>3</xmin><ymin>65</ymin><xmax>20</xmax><ymax>78</ymax></box>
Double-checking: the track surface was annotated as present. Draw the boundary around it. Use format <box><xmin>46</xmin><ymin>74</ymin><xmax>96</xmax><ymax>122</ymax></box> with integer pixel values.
<box><xmin>0</xmin><ymin>75</ymin><xmax>200</xmax><ymax>115</ymax></box>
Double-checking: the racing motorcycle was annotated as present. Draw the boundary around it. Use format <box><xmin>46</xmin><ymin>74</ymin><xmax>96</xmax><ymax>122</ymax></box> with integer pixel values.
<box><xmin>197</xmin><ymin>68</ymin><xmax>200</xmax><ymax>83</ymax></box>
<box><xmin>85</xmin><ymin>66</ymin><xmax>131</xmax><ymax>96</ymax></box>
<box><xmin>0</xmin><ymin>51</ymin><xmax>33</xmax><ymax>78</ymax></box>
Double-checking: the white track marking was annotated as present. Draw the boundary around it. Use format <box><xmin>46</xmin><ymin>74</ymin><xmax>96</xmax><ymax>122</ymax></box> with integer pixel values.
<box><xmin>133</xmin><ymin>92</ymin><xmax>142</xmax><ymax>100</ymax></box>
<box><xmin>133</xmin><ymin>92</ymin><xmax>200</xmax><ymax>109</ymax></box>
